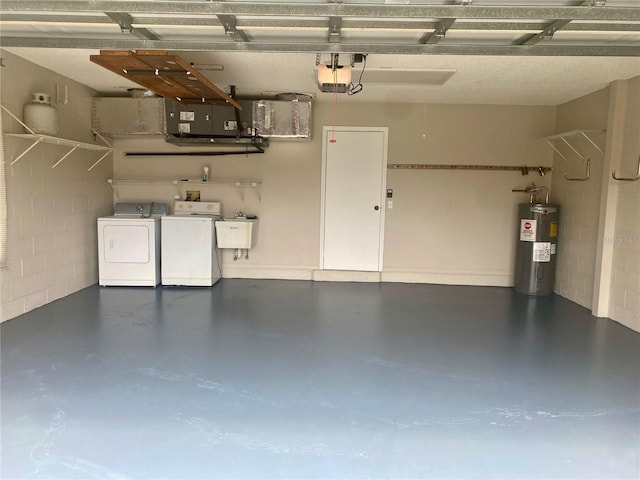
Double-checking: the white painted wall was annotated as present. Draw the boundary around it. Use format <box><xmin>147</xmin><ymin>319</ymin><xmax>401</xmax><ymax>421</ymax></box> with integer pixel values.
<box><xmin>379</xmin><ymin>103</ymin><xmax>556</xmax><ymax>286</ymax></box>
<box><xmin>608</xmin><ymin>76</ymin><xmax>640</xmax><ymax>331</ymax></box>
<box><xmin>111</xmin><ymin>101</ymin><xmax>556</xmax><ymax>285</ymax></box>
<box><xmin>0</xmin><ymin>50</ymin><xmax>113</xmax><ymax>322</ymax></box>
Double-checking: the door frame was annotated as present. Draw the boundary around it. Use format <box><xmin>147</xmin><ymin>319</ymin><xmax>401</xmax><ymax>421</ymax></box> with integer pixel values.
<box><xmin>320</xmin><ymin>126</ymin><xmax>388</xmax><ymax>271</ymax></box>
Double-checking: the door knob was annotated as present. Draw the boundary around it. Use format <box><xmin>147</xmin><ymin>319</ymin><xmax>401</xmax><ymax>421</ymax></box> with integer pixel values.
<box><xmin>374</xmin><ymin>205</ymin><xmax>380</xmax><ymax>210</ymax></box>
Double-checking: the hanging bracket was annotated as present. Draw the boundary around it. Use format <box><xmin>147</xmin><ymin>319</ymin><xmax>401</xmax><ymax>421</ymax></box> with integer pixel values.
<box><xmin>564</xmin><ymin>158</ymin><xmax>591</xmax><ymax>181</ymax></box>
<box><xmin>611</xmin><ymin>156</ymin><xmax>640</xmax><ymax>182</ymax></box>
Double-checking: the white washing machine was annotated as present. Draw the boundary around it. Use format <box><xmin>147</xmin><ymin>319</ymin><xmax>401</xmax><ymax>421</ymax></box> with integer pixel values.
<box><xmin>161</xmin><ymin>201</ymin><xmax>223</xmax><ymax>287</ymax></box>
<box><xmin>97</xmin><ymin>202</ymin><xmax>168</xmax><ymax>287</ymax></box>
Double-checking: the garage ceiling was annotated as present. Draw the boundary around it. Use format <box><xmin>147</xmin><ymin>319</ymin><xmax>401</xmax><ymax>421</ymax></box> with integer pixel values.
<box><xmin>1</xmin><ymin>0</ymin><xmax>639</xmax><ymax>105</ymax></box>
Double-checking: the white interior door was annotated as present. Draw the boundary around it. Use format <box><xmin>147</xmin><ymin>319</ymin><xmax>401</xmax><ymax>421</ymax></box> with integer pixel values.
<box><xmin>321</xmin><ymin>126</ymin><xmax>388</xmax><ymax>271</ymax></box>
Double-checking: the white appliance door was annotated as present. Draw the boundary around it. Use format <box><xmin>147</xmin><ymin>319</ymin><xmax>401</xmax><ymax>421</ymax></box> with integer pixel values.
<box><xmin>162</xmin><ymin>217</ymin><xmax>214</xmax><ymax>284</ymax></box>
<box><xmin>98</xmin><ymin>219</ymin><xmax>159</xmax><ymax>287</ymax></box>
<box><xmin>103</xmin><ymin>224</ymin><xmax>150</xmax><ymax>263</ymax></box>
<box><xmin>321</xmin><ymin>127</ymin><xmax>388</xmax><ymax>271</ymax></box>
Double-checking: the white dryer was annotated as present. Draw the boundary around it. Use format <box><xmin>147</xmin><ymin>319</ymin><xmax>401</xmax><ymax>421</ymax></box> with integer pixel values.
<box><xmin>97</xmin><ymin>202</ymin><xmax>168</xmax><ymax>287</ymax></box>
<box><xmin>161</xmin><ymin>201</ymin><xmax>223</xmax><ymax>287</ymax></box>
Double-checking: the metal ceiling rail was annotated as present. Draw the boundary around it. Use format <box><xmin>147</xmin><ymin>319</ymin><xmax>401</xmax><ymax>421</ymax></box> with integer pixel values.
<box><xmin>2</xmin><ymin>37</ymin><xmax>638</xmax><ymax>57</ymax></box>
<box><xmin>420</xmin><ymin>18</ymin><xmax>456</xmax><ymax>44</ymax></box>
<box><xmin>328</xmin><ymin>16</ymin><xmax>342</xmax><ymax>43</ymax></box>
<box><xmin>1</xmin><ymin>2</ymin><xmax>639</xmax><ymax>22</ymax></box>
<box><xmin>217</xmin><ymin>14</ymin><xmax>249</xmax><ymax>42</ymax></box>
<box><xmin>515</xmin><ymin>0</ymin><xmax>586</xmax><ymax>45</ymax></box>
<box><xmin>1</xmin><ymin>1</ymin><xmax>638</xmax><ymax>56</ymax></box>
<box><xmin>3</xmin><ymin>14</ymin><xmax>637</xmax><ymax>33</ymax></box>
<box><xmin>517</xmin><ymin>18</ymin><xmax>573</xmax><ymax>45</ymax></box>
<box><xmin>105</xmin><ymin>12</ymin><xmax>160</xmax><ymax>40</ymax></box>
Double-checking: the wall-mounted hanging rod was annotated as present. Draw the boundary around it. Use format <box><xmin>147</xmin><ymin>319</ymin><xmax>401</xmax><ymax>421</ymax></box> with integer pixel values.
<box><xmin>387</xmin><ymin>164</ymin><xmax>551</xmax><ymax>176</ymax></box>
<box><xmin>611</xmin><ymin>156</ymin><xmax>640</xmax><ymax>182</ymax></box>
<box><xmin>564</xmin><ymin>158</ymin><xmax>590</xmax><ymax>181</ymax></box>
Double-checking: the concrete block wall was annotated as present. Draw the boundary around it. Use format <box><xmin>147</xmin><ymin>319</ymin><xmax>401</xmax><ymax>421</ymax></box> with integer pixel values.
<box><xmin>551</xmin><ymin>88</ymin><xmax>609</xmax><ymax>309</ymax></box>
<box><xmin>552</xmin><ymin>150</ymin><xmax>606</xmax><ymax>307</ymax></box>
<box><xmin>552</xmin><ymin>76</ymin><xmax>640</xmax><ymax>332</ymax></box>
<box><xmin>0</xmin><ymin>50</ymin><xmax>113</xmax><ymax>322</ymax></box>
<box><xmin>610</xmin><ymin>184</ymin><xmax>640</xmax><ymax>329</ymax></box>
<box><xmin>608</xmin><ymin>75</ymin><xmax>640</xmax><ymax>331</ymax></box>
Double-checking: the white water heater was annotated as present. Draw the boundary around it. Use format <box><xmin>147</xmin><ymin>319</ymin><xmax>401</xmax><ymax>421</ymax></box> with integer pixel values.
<box><xmin>514</xmin><ymin>203</ymin><xmax>560</xmax><ymax>296</ymax></box>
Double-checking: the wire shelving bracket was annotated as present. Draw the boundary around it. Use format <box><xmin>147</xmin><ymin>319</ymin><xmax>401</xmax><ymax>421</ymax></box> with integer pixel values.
<box><xmin>544</xmin><ymin>129</ymin><xmax>605</xmax><ymax>162</ymax></box>
<box><xmin>1</xmin><ymin>104</ymin><xmax>112</xmax><ymax>171</ymax></box>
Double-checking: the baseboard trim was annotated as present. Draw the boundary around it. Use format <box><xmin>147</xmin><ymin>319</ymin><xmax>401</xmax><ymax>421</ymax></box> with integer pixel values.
<box><xmin>382</xmin><ymin>269</ymin><xmax>513</xmax><ymax>287</ymax></box>
<box><xmin>221</xmin><ymin>264</ymin><xmax>314</xmax><ymax>280</ymax></box>
<box><xmin>312</xmin><ymin>270</ymin><xmax>381</xmax><ymax>282</ymax></box>
<box><xmin>221</xmin><ymin>264</ymin><xmax>512</xmax><ymax>286</ymax></box>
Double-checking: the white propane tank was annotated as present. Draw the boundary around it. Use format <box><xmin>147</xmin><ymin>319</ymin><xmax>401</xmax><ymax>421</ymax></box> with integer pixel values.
<box><xmin>24</xmin><ymin>93</ymin><xmax>59</xmax><ymax>135</ymax></box>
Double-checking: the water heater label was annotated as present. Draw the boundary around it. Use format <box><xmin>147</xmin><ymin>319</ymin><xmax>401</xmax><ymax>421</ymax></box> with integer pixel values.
<box><xmin>533</xmin><ymin>242</ymin><xmax>551</xmax><ymax>262</ymax></box>
<box><xmin>550</xmin><ymin>222</ymin><xmax>558</xmax><ymax>237</ymax></box>
<box><xmin>520</xmin><ymin>219</ymin><xmax>537</xmax><ymax>241</ymax></box>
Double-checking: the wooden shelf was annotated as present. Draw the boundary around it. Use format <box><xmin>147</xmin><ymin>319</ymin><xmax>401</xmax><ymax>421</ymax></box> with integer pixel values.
<box><xmin>90</xmin><ymin>50</ymin><xmax>241</xmax><ymax>109</ymax></box>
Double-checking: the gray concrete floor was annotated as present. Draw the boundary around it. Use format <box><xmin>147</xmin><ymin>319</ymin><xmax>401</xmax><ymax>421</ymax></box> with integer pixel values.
<box><xmin>1</xmin><ymin>280</ymin><xmax>639</xmax><ymax>479</ymax></box>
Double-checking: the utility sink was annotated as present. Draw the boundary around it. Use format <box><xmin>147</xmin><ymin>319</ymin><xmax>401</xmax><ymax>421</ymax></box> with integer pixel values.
<box><xmin>215</xmin><ymin>218</ymin><xmax>258</xmax><ymax>249</ymax></box>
